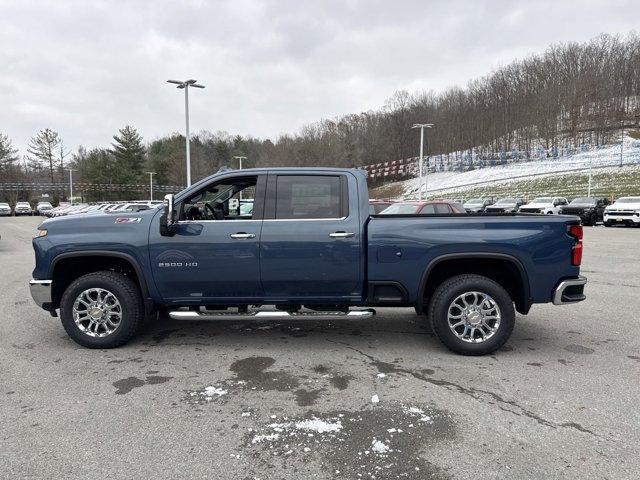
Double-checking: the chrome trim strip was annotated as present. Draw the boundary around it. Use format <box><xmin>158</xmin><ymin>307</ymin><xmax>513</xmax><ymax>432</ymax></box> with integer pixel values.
<box><xmin>169</xmin><ymin>309</ymin><xmax>375</xmax><ymax>321</ymax></box>
<box><xmin>175</xmin><ymin>216</ymin><xmax>348</xmax><ymax>224</ymax></box>
<box><xmin>552</xmin><ymin>276</ymin><xmax>587</xmax><ymax>305</ymax></box>
<box><xmin>29</xmin><ymin>279</ymin><xmax>52</xmax><ymax>308</ymax></box>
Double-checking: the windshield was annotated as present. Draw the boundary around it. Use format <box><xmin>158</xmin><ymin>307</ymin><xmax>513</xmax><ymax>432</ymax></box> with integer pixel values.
<box><xmin>379</xmin><ymin>203</ymin><xmax>420</xmax><ymax>214</ymax></box>
<box><xmin>570</xmin><ymin>198</ymin><xmax>595</xmax><ymax>205</ymax></box>
<box><xmin>531</xmin><ymin>197</ymin><xmax>553</xmax><ymax>203</ymax></box>
<box><xmin>616</xmin><ymin>197</ymin><xmax>640</xmax><ymax>203</ymax></box>
<box><xmin>496</xmin><ymin>198</ymin><xmax>517</xmax><ymax>204</ymax></box>
<box><xmin>465</xmin><ymin>198</ymin><xmax>483</xmax><ymax>204</ymax></box>
<box><xmin>17</xmin><ymin>202</ymin><xmax>30</xmax><ymax>206</ymax></box>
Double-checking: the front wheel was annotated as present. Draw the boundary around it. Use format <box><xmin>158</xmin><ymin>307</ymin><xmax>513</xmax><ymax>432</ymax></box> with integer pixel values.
<box><xmin>60</xmin><ymin>271</ymin><xmax>144</xmax><ymax>348</ymax></box>
<box><xmin>429</xmin><ymin>274</ymin><xmax>515</xmax><ymax>355</ymax></box>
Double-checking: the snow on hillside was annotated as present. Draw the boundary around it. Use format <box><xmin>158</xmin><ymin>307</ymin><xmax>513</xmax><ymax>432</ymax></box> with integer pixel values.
<box><xmin>394</xmin><ymin>136</ymin><xmax>640</xmax><ymax>198</ymax></box>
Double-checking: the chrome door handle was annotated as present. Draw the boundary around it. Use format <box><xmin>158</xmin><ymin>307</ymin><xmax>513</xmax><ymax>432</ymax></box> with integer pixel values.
<box><xmin>329</xmin><ymin>231</ymin><xmax>355</xmax><ymax>238</ymax></box>
<box><xmin>230</xmin><ymin>232</ymin><xmax>256</xmax><ymax>239</ymax></box>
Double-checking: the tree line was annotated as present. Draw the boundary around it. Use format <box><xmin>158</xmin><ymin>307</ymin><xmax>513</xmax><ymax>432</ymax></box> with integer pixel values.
<box><xmin>1</xmin><ymin>32</ymin><xmax>639</xmax><ymax>202</ymax></box>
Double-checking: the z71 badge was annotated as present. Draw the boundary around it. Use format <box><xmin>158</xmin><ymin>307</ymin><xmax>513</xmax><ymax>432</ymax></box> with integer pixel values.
<box><xmin>115</xmin><ymin>217</ymin><xmax>142</xmax><ymax>224</ymax></box>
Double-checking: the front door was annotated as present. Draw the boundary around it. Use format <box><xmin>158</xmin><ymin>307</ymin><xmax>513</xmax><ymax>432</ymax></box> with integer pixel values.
<box><xmin>259</xmin><ymin>173</ymin><xmax>362</xmax><ymax>301</ymax></box>
<box><xmin>148</xmin><ymin>174</ymin><xmax>265</xmax><ymax>303</ymax></box>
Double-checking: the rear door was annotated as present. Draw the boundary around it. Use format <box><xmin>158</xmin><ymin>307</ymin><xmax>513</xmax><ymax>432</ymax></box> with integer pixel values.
<box><xmin>259</xmin><ymin>172</ymin><xmax>362</xmax><ymax>301</ymax></box>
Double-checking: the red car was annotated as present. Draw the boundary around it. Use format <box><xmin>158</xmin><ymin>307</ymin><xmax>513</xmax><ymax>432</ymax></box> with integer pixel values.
<box><xmin>369</xmin><ymin>199</ymin><xmax>395</xmax><ymax>214</ymax></box>
<box><xmin>378</xmin><ymin>200</ymin><xmax>466</xmax><ymax>215</ymax></box>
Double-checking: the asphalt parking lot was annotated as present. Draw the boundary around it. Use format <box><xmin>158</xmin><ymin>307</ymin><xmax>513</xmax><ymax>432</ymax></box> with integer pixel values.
<box><xmin>1</xmin><ymin>216</ymin><xmax>639</xmax><ymax>479</ymax></box>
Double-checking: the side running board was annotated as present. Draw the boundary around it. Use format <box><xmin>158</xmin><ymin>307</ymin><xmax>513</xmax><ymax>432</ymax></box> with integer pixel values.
<box><xmin>168</xmin><ymin>309</ymin><xmax>376</xmax><ymax>321</ymax></box>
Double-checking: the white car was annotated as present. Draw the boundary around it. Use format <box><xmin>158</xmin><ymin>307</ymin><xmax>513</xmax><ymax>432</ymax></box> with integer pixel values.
<box><xmin>603</xmin><ymin>196</ymin><xmax>640</xmax><ymax>227</ymax></box>
<box><xmin>0</xmin><ymin>202</ymin><xmax>11</xmax><ymax>216</ymax></box>
<box><xmin>14</xmin><ymin>201</ymin><xmax>33</xmax><ymax>216</ymax></box>
<box><xmin>519</xmin><ymin>197</ymin><xmax>568</xmax><ymax>214</ymax></box>
<box><xmin>463</xmin><ymin>198</ymin><xmax>494</xmax><ymax>213</ymax></box>
<box><xmin>36</xmin><ymin>202</ymin><xmax>54</xmax><ymax>215</ymax></box>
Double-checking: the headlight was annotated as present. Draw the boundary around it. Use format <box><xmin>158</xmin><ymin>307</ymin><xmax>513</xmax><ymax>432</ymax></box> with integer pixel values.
<box><xmin>35</xmin><ymin>229</ymin><xmax>47</xmax><ymax>238</ymax></box>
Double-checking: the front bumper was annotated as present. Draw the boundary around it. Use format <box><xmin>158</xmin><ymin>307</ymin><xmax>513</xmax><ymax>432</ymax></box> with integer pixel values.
<box><xmin>604</xmin><ymin>213</ymin><xmax>640</xmax><ymax>224</ymax></box>
<box><xmin>552</xmin><ymin>276</ymin><xmax>587</xmax><ymax>305</ymax></box>
<box><xmin>29</xmin><ymin>279</ymin><xmax>52</xmax><ymax>309</ymax></box>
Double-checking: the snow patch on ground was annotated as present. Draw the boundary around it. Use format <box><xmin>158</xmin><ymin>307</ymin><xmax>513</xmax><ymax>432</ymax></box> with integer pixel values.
<box><xmin>371</xmin><ymin>439</ymin><xmax>391</xmax><ymax>454</ymax></box>
<box><xmin>203</xmin><ymin>386</ymin><xmax>227</xmax><ymax>397</ymax></box>
<box><xmin>270</xmin><ymin>417</ymin><xmax>343</xmax><ymax>434</ymax></box>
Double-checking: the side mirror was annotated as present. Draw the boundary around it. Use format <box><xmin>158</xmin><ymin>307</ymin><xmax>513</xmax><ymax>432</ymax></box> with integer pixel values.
<box><xmin>160</xmin><ymin>194</ymin><xmax>176</xmax><ymax>236</ymax></box>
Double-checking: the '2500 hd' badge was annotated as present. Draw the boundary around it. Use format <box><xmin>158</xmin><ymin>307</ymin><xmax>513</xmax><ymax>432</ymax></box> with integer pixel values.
<box><xmin>156</xmin><ymin>249</ymin><xmax>198</xmax><ymax>268</ymax></box>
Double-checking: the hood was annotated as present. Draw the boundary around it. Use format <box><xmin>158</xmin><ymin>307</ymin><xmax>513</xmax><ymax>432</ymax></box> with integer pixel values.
<box><xmin>488</xmin><ymin>203</ymin><xmax>517</xmax><ymax>208</ymax></box>
<box><xmin>564</xmin><ymin>203</ymin><xmax>595</xmax><ymax>209</ymax></box>
<box><xmin>41</xmin><ymin>207</ymin><xmax>158</xmax><ymax>233</ymax></box>
<box><xmin>606</xmin><ymin>202</ymin><xmax>640</xmax><ymax>211</ymax></box>
<box><xmin>522</xmin><ymin>202</ymin><xmax>552</xmax><ymax>208</ymax></box>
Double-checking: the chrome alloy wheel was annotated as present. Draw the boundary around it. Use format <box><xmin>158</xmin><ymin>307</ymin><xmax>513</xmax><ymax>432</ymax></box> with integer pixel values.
<box><xmin>447</xmin><ymin>291</ymin><xmax>501</xmax><ymax>343</ymax></box>
<box><xmin>72</xmin><ymin>288</ymin><xmax>122</xmax><ymax>337</ymax></box>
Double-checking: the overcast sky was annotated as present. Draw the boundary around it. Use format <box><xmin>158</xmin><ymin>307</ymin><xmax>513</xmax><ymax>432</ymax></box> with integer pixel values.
<box><xmin>1</xmin><ymin>0</ymin><xmax>639</xmax><ymax>155</ymax></box>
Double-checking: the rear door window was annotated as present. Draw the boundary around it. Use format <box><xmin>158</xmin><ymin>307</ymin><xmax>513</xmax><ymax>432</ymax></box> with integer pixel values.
<box><xmin>434</xmin><ymin>204</ymin><xmax>451</xmax><ymax>214</ymax></box>
<box><xmin>275</xmin><ymin>175</ymin><xmax>343</xmax><ymax>219</ymax></box>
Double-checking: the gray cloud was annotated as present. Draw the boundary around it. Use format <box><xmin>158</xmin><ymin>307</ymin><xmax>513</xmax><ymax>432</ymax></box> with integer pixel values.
<box><xmin>1</xmin><ymin>0</ymin><xmax>638</xmax><ymax>155</ymax></box>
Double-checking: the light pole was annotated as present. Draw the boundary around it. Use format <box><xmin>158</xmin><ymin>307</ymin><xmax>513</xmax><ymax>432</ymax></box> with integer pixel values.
<box><xmin>167</xmin><ymin>79</ymin><xmax>205</xmax><ymax>187</ymax></box>
<box><xmin>146</xmin><ymin>172</ymin><xmax>156</xmax><ymax>201</ymax></box>
<box><xmin>412</xmin><ymin>123</ymin><xmax>434</xmax><ymax>200</ymax></box>
<box><xmin>620</xmin><ymin>119</ymin><xmax>624</xmax><ymax>168</ymax></box>
<box><xmin>587</xmin><ymin>155</ymin><xmax>592</xmax><ymax>197</ymax></box>
<box><xmin>233</xmin><ymin>155</ymin><xmax>247</xmax><ymax>170</ymax></box>
<box><xmin>66</xmin><ymin>168</ymin><xmax>77</xmax><ymax>205</ymax></box>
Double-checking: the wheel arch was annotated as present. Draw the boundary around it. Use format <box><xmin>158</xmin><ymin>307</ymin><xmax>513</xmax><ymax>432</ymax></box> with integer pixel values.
<box><xmin>417</xmin><ymin>253</ymin><xmax>532</xmax><ymax>315</ymax></box>
<box><xmin>49</xmin><ymin>251</ymin><xmax>150</xmax><ymax>310</ymax></box>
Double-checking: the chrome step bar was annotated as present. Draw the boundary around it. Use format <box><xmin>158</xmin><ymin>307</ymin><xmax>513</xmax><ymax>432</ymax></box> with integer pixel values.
<box><xmin>168</xmin><ymin>308</ymin><xmax>376</xmax><ymax>321</ymax></box>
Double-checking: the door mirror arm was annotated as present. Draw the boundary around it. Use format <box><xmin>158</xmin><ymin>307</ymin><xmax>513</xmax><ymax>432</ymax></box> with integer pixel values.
<box><xmin>160</xmin><ymin>194</ymin><xmax>177</xmax><ymax>236</ymax></box>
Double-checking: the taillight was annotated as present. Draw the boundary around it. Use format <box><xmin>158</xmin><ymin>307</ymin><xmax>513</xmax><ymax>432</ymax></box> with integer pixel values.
<box><xmin>568</xmin><ymin>224</ymin><xmax>583</xmax><ymax>266</ymax></box>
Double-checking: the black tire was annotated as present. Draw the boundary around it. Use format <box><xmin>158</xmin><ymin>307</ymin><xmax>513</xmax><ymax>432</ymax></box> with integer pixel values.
<box><xmin>589</xmin><ymin>213</ymin><xmax>597</xmax><ymax>226</ymax></box>
<box><xmin>429</xmin><ymin>274</ymin><xmax>515</xmax><ymax>355</ymax></box>
<box><xmin>60</xmin><ymin>271</ymin><xmax>144</xmax><ymax>348</ymax></box>
<box><xmin>604</xmin><ymin>221</ymin><xmax>611</xmax><ymax>227</ymax></box>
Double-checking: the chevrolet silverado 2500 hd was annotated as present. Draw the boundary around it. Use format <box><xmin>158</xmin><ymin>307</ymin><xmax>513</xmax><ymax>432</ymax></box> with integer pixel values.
<box><xmin>30</xmin><ymin>168</ymin><xmax>586</xmax><ymax>355</ymax></box>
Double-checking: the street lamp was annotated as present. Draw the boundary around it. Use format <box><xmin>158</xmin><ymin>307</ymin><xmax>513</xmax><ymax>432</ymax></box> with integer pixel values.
<box><xmin>146</xmin><ymin>172</ymin><xmax>156</xmax><ymax>201</ymax></box>
<box><xmin>166</xmin><ymin>78</ymin><xmax>205</xmax><ymax>187</ymax></box>
<box><xmin>66</xmin><ymin>168</ymin><xmax>77</xmax><ymax>205</ymax></box>
<box><xmin>233</xmin><ymin>155</ymin><xmax>247</xmax><ymax>170</ymax></box>
<box><xmin>411</xmin><ymin>123</ymin><xmax>434</xmax><ymax>200</ymax></box>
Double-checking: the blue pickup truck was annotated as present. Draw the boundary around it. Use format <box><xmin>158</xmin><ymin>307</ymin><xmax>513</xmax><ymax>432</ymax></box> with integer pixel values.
<box><xmin>30</xmin><ymin>168</ymin><xmax>586</xmax><ymax>355</ymax></box>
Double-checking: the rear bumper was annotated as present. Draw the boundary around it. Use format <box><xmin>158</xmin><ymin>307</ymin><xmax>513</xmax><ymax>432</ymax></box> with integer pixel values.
<box><xmin>29</xmin><ymin>279</ymin><xmax>52</xmax><ymax>309</ymax></box>
<box><xmin>552</xmin><ymin>276</ymin><xmax>587</xmax><ymax>305</ymax></box>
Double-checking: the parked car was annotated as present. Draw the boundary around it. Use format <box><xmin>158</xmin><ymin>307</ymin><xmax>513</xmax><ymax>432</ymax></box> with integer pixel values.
<box><xmin>519</xmin><ymin>197</ymin><xmax>568</xmax><ymax>214</ymax></box>
<box><xmin>603</xmin><ymin>196</ymin><xmax>640</xmax><ymax>227</ymax></box>
<box><xmin>36</xmin><ymin>202</ymin><xmax>54</xmax><ymax>216</ymax></box>
<box><xmin>484</xmin><ymin>198</ymin><xmax>524</xmax><ymax>213</ymax></box>
<box><xmin>379</xmin><ymin>200</ymin><xmax>466</xmax><ymax>214</ymax></box>
<box><xmin>463</xmin><ymin>198</ymin><xmax>494</xmax><ymax>213</ymax></box>
<box><xmin>369</xmin><ymin>199</ymin><xmax>394</xmax><ymax>214</ymax></box>
<box><xmin>14</xmin><ymin>201</ymin><xmax>33</xmax><ymax>216</ymax></box>
<box><xmin>0</xmin><ymin>202</ymin><xmax>11</xmax><ymax>216</ymax></box>
<box><xmin>30</xmin><ymin>167</ymin><xmax>586</xmax><ymax>356</ymax></box>
<box><xmin>560</xmin><ymin>197</ymin><xmax>610</xmax><ymax>226</ymax></box>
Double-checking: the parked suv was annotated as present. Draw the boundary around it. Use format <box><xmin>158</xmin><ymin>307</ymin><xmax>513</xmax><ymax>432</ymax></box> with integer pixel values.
<box><xmin>36</xmin><ymin>202</ymin><xmax>54</xmax><ymax>216</ymax></box>
<box><xmin>14</xmin><ymin>202</ymin><xmax>33</xmax><ymax>216</ymax></box>
<box><xmin>0</xmin><ymin>202</ymin><xmax>11</xmax><ymax>216</ymax></box>
<box><xmin>560</xmin><ymin>197</ymin><xmax>609</xmax><ymax>226</ymax></box>
<box><xmin>519</xmin><ymin>197</ymin><xmax>567</xmax><ymax>214</ymax></box>
<box><xmin>485</xmin><ymin>198</ymin><xmax>524</xmax><ymax>213</ymax></box>
<box><xmin>603</xmin><ymin>196</ymin><xmax>640</xmax><ymax>227</ymax></box>
<box><xmin>463</xmin><ymin>198</ymin><xmax>494</xmax><ymax>213</ymax></box>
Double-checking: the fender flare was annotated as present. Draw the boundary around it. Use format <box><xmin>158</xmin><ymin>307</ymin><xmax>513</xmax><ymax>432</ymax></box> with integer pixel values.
<box><xmin>416</xmin><ymin>252</ymin><xmax>531</xmax><ymax>314</ymax></box>
<box><xmin>49</xmin><ymin>250</ymin><xmax>150</xmax><ymax>298</ymax></box>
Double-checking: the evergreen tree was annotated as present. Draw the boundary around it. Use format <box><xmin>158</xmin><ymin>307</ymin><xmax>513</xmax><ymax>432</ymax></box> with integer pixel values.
<box><xmin>0</xmin><ymin>133</ymin><xmax>19</xmax><ymax>175</ymax></box>
<box><xmin>110</xmin><ymin>126</ymin><xmax>145</xmax><ymax>182</ymax></box>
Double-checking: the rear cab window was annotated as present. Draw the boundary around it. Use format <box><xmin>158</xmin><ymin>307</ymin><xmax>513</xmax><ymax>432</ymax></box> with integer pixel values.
<box><xmin>272</xmin><ymin>175</ymin><xmax>346</xmax><ymax>219</ymax></box>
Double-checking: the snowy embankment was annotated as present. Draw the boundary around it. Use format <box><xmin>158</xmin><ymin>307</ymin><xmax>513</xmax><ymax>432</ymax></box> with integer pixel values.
<box><xmin>386</xmin><ymin>136</ymin><xmax>640</xmax><ymax>199</ymax></box>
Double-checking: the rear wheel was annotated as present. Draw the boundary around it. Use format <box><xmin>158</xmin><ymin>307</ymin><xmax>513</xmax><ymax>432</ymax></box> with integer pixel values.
<box><xmin>429</xmin><ymin>274</ymin><xmax>515</xmax><ymax>355</ymax></box>
<box><xmin>60</xmin><ymin>271</ymin><xmax>144</xmax><ymax>348</ymax></box>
